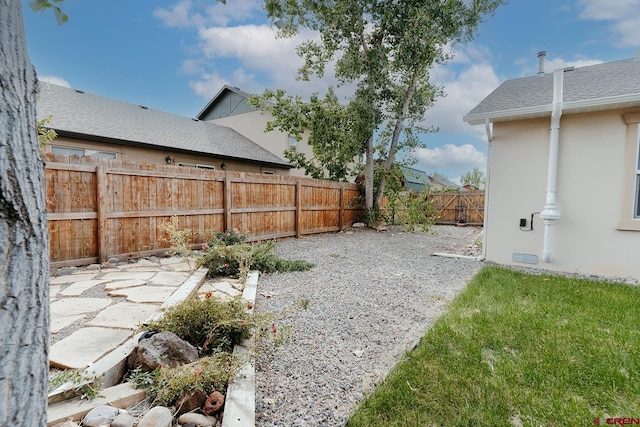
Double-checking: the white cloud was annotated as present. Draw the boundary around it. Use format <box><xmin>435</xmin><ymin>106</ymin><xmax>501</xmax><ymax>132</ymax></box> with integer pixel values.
<box><xmin>414</xmin><ymin>144</ymin><xmax>487</xmax><ymax>178</ymax></box>
<box><xmin>423</xmin><ymin>59</ymin><xmax>502</xmax><ymax>140</ymax></box>
<box><xmin>515</xmin><ymin>53</ymin><xmax>604</xmax><ymax>77</ymax></box>
<box><xmin>38</xmin><ymin>75</ymin><xmax>71</xmax><ymax>88</ymax></box>
<box><xmin>542</xmin><ymin>56</ymin><xmax>604</xmax><ymax>73</ymax></box>
<box><xmin>154</xmin><ymin>0</ymin><xmax>263</xmax><ymax>28</ymax></box>
<box><xmin>188</xmin><ymin>24</ymin><xmax>346</xmax><ymax>99</ymax></box>
<box><xmin>154</xmin><ymin>0</ymin><xmax>199</xmax><ymax>28</ymax></box>
<box><xmin>577</xmin><ymin>0</ymin><xmax>640</xmax><ymax>47</ymax></box>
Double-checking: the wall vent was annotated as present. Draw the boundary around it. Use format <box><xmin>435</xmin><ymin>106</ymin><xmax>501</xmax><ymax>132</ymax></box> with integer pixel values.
<box><xmin>512</xmin><ymin>253</ymin><xmax>539</xmax><ymax>265</ymax></box>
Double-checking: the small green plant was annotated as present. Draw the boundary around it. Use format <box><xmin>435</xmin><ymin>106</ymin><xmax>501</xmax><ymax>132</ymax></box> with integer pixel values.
<box><xmin>48</xmin><ymin>369</ymin><xmax>103</xmax><ymax>400</ymax></box>
<box><xmin>197</xmin><ymin>242</ymin><xmax>253</xmax><ymax>279</ymax></box>
<box><xmin>298</xmin><ymin>298</ymin><xmax>310</xmax><ymax>309</ymax></box>
<box><xmin>143</xmin><ymin>297</ymin><xmax>253</xmax><ymax>355</ymax></box>
<box><xmin>401</xmin><ymin>190</ymin><xmax>439</xmax><ymax>232</ymax></box>
<box><xmin>210</xmin><ymin>229</ymin><xmax>248</xmax><ymax>246</ymax></box>
<box><xmin>126</xmin><ymin>366</ymin><xmax>158</xmax><ymax>391</ymax></box>
<box><xmin>130</xmin><ymin>355</ymin><xmax>237</xmax><ymax>407</ymax></box>
<box><xmin>159</xmin><ymin>216</ymin><xmax>197</xmax><ymax>256</ymax></box>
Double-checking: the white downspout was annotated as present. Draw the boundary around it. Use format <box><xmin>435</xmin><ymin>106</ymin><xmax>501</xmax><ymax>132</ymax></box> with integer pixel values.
<box><xmin>539</xmin><ymin>69</ymin><xmax>563</xmax><ymax>263</ymax></box>
<box><xmin>481</xmin><ymin>118</ymin><xmax>493</xmax><ymax>260</ymax></box>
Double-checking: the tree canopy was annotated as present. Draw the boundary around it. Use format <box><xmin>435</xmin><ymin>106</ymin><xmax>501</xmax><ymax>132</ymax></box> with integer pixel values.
<box><xmin>262</xmin><ymin>0</ymin><xmax>505</xmax><ymax>218</ymax></box>
<box><xmin>461</xmin><ymin>166</ymin><xmax>485</xmax><ymax>188</ymax></box>
<box><xmin>249</xmin><ymin>88</ymin><xmax>364</xmax><ymax>181</ymax></box>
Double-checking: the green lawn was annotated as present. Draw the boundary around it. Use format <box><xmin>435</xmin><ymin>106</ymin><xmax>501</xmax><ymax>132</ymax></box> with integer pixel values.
<box><xmin>347</xmin><ymin>266</ymin><xmax>640</xmax><ymax>427</ymax></box>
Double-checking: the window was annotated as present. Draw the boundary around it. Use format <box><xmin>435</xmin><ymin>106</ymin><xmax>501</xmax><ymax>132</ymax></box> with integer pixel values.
<box><xmin>618</xmin><ymin>116</ymin><xmax>640</xmax><ymax>230</ymax></box>
<box><xmin>288</xmin><ymin>135</ymin><xmax>297</xmax><ymax>148</ymax></box>
<box><xmin>177</xmin><ymin>162</ymin><xmax>216</xmax><ymax>170</ymax></box>
<box><xmin>51</xmin><ymin>146</ymin><xmax>117</xmax><ymax>159</ymax></box>
<box><xmin>635</xmin><ymin>127</ymin><xmax>640</xmax><ymax>218</ymax></box>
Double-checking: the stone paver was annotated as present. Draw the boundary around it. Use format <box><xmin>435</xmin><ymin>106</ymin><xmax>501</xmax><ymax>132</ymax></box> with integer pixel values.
<box><xmin>211</xmin><ymin>281</ymin><xmax>243</xmax><ymax>297</ymax></box>
<box><xmin>86</xmin><ymin>302</ymin><xmax>160</xmax><ymax>329</ymax></box>
<box><xmin>51</xmin><ymin>273</ymin><xmax>99</xmax><ymax>285</ymax></box>
<box><xmin>107</xmin><ymin>286</ymin><xmax>177</xmax><ymax>303</ymax></box>
<box><xmin>59</xmin><ymin>280</ymin><xmax>110</xmax><ymax>296</ymax></box>
<box><xmin>51</xmin><ymin>298</ymin><xmax>112</xmax><ymax>318</ymax></box>
<box><xmin>103</xmin><ymin>278</ymin><xmax>148</xmax><ymax>290</ymax></box>
<box><xmin>166</xmin><ymin>261</ymin><xmax>195</xmax><ymax>272</ymax></box>
<box><xmin>100</xmin><ymin>271</ymin><xmax>156</xmax><ymax>281</ymax></box>
<box><xmin>148</xmin><ymin>271</ymin><xmax>190</xmax><ymax>286</ymax></box>
<box><xmin>50</xmin><ymin>327</ymin><xmax>132</xmax><ymax>369</ymax></box>
<box><xmin>50</xmin><ymin>285</ymin><xmax>62</xmax><ymax>298</ymax></box>
<box><xmin>51</xmin><ymin>314</ymin><xmax>86</xmax><ymax>334</ymax></box>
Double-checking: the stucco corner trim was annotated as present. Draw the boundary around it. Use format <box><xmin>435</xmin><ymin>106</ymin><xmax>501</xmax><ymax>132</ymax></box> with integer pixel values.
<box><xmin>616</xmin><ymin>219</ymin><xmax>640</xmax><ymax>231</ymax></box>
<box><xmin>623</xmin><ymin>112</ymin><xmax>640</xmax><ymax>125</ymax></box>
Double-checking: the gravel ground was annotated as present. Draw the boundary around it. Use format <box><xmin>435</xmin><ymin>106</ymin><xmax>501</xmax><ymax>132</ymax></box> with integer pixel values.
<box><xmin>254</xmin><ymin>225</ymin><xmax>483</xmax><ymax>427</ymax></box>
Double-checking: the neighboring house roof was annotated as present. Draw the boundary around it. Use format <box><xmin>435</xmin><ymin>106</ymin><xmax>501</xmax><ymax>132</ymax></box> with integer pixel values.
<box><xmin>37</xmin><ymin>82</ymin><xmax>291</xmax><ymax>169</ymax></box>
<box><xmin>427</xmin><ymin>175</ymin><xmax>459</xmax><ymax>190</ymax></box>
<box><xmin>196</xmin><ymin>84</ymin><xmax>256</xmax><ymax>121</ymax></box>
<box><xmin>464</xmin><ymin>58</ymin><xmax>640</xmax><ymax>125</ymax></box>
<box><xmin>399</xmin><ymin>165</ymin><xmax>429</xmax><ymax>192</ymax></box>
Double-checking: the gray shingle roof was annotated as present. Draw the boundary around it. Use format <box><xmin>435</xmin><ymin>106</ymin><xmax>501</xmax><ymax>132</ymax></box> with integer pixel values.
<box><xmin>465</xmin><ymin>58</ymin><xmax>640</xmax><ymax>125</ymax></box>
<box><xmin>399</xmin><ymin>165</ymin><xmax>428</xmax><ymax>191</ymax></box>
<box><xmin>36</xmin><ymin>82</ymin><xmax>291</xmax><ymax>168</ymax></box>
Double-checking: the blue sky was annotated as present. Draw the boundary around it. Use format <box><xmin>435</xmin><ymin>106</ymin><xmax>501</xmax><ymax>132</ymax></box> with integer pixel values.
<box><xmin>23</xmin><ymin>0</ymin><xmax>640</xmax><ymax>182</ymax></box>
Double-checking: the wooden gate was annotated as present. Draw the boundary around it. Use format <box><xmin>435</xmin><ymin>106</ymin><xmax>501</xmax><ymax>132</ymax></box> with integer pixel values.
<box><xmin>428</xmin><ymin>192</ymin><xmax>485</xmax><ymax>226</ymax></box>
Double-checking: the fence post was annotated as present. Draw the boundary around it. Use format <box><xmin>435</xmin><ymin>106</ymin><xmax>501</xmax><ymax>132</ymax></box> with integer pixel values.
<box><xmin>338</xmin><ymin>184</ymin><xmax>344</xmax><ymax>230</ymax></box>
<box><xmin>224</xmin><ymin>173</ymin><xmax>232</xmax><ymax>232</ymax></box>
<box><xmin>295</xmin><ymin>180</ymin><xmax>302</xmax><ymax>238</ymax></box>
<box><xmin>96</xmin><ymin>165</ymin><xmax>108</xmax><ymax>263</ymax></box>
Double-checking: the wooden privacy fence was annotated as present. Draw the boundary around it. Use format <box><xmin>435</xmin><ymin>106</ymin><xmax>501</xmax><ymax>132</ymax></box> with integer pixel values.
<box><xmin>44</xmin><ymin>153</ymin><xmax>363</xmax><ymax>268</ymax></box>
<box><xmin>428</xmin><ymin>191</ymin><xmax>485</xmax><ymax>226</ymax></box>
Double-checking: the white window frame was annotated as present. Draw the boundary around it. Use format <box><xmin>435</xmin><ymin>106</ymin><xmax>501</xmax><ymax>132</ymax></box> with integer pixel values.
<box><xmin>51</xmin><ymin>145</ymin><xmax>117</xmax><ymax>159</ymax></box>
<box><xmin>617</xmin><ymin>116</ymin><xmax>640</xmax><ymax>230</ymax></box>
<box><xmin>635</xmin><ymin>124</ymin><xmax>640</xmax><ymax>218</ymax></box>
<box><xmin>288</xmin><ymin>135</ymin><xmax>297</xmax><ymax>148</ymax></box>
<box><xmin>177</xmin><ymin>162</ymin><xmax>216</xmax><ymax>170</ymax></box>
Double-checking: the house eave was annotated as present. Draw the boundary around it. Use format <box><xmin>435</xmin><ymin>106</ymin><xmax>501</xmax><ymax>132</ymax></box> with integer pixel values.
<box><xmin>52</xmin><ymin>129</ymin><xmax>292</xmax><ymax>169</ymax></box>
<box><xmin>464</xmin><ymin>92</ymin><xmax>640</xmax><ymax>126</ymax></box>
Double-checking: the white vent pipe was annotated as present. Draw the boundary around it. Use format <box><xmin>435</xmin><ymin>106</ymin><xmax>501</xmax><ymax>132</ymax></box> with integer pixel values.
<box><xmin>539</xmin><ymin>68</ymin><xmax>563</xmax><ymax>263</ymax></box>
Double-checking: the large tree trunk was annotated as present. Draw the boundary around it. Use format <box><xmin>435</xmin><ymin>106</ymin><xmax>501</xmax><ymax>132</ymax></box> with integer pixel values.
<box><xmin>0</xmin><ymin>1</ymin><xmax>50</xmax><ymax>425</ymax></box>
<box><xmin>364</xmin><ymin>136</ymin><xmax>374</xmax><ymax>211</ymax></box>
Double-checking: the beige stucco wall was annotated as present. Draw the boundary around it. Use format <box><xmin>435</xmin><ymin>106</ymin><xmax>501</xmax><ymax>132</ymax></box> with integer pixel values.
<box><xmin>212</xmin><ymin>111</ymin><xmax>315</xmax><ymax>178</ymax></box>
<box><xmin>486</xmin><ymin>108</ymin><xmax>640</xmax><ymax>280</ymax></box>
<box><xmin>42</xmin><ymin>136</ymin><xmax>289</xmax><ymax>174</ymax></box>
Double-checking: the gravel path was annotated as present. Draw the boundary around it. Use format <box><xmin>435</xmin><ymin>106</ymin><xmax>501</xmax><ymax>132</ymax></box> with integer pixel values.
<box><xmin>254</xmin><ymin>225</ymin><xmax>483</xmax><ymax>426</ymax></box>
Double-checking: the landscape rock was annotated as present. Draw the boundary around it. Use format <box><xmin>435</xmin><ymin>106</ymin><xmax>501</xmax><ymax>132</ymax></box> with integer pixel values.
<box><xmin>81</xmin><ymin>405</ymin><xmax>119</xmax><ymax>426</ymax></box>
<box><xmin>175</xmin><ymin>388</ymin><xmax>208</xmax><ymax>416</ymax></box>
<box><xmin>111</xmin><ymin>413</ymin><xmax>136</xmax><ymax>427</ymax></box>
<box><xmin>202</xmin><ymin>391</ymin><xmax>225</xmax><ymax>415</ymax></box>
<box><xmin>137</xmin><ymin>406</ymin><xmax>173</xmax><ymax>427</ymax></box>
<box><xmin>128</xmin><ymin>331</ymin><xmax>198</xmax><ymax>371</ymax></box>
<box><xmin>177</xmin><ymin>412</ymin><xmax>217</xmax><ymax>426</ymax></box>
<box><xmin>52</xmin><ymin>422</ymin><xmax>80</xmax><ymax>427</ymax></box>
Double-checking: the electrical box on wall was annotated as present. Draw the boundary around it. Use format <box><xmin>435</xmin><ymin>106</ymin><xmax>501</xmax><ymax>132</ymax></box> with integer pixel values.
<box><xmin>519</xmin><ymin>218</ymin><xmax>527</xmax><ymax>227</ymax></box>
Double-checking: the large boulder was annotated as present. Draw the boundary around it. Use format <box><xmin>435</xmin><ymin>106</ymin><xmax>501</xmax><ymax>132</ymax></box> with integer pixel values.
<box><xmin>128</xmin><ymin>331</ymin><xmax>198</xmax><ymax>371</ymax></box>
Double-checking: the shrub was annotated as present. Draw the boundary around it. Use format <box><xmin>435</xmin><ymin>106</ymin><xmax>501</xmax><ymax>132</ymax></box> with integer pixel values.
<box><xmin>144</xmin><ymin>297</ymin><xmax>252</xmax><ymax>355</ymax></box>
<box><xmin>250</xmin><ymin>240</ymin><xmax>315</xmax><ymax>273</ymax></box>
<box><xmin>210</xmin><ymin>229</ymin><xmax>248</xmax><ymax>246</ymax></box>
<box><xmin>197</xmin><ymin>239</ymin><xmax>314</xmax><ymax>278</ymax></box>
<box><xmin>197</xmin><ymin>242</ymin><xmax>253</xmax><ymax>278</ymax></box>
<box><xmin>129</xmin><ymin>354</ymin><xmax>237</xmax><ymax>407</ymax></box>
